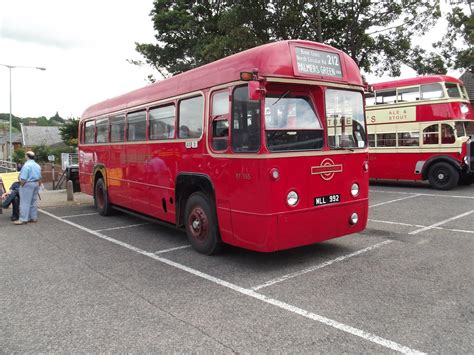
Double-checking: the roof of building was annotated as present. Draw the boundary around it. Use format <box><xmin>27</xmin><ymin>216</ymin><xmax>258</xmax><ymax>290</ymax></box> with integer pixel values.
<box><xmin>0</xmin><ymin>133</ymin><xmax>22</xmax><ymax>144</ymax></box>
<box><xmin>21</xmin><ymin>125</ymin><xmax>63</xmax><ymax>147</ymax></box>
<box><xmin>460</xmin><ymin>71</ymin><xmax>474</xmax><ymax>102</ymax></box>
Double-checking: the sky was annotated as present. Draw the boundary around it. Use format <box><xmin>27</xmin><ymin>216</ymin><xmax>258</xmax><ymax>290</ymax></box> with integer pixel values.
<box><xmin>0</xmin><ymin>1</ymin><xmax>464</xmax><ymax>119</ymax></box>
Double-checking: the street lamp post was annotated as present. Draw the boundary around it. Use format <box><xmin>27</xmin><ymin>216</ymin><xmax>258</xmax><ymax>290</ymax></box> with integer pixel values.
<box><xmin>0</xmin><ymin>64</ymin><xmax>46</xmax><ymax>161</ymax></box>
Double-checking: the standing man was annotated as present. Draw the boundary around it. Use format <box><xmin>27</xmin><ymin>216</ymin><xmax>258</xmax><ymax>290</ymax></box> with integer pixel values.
<box><xmin>14</xmin><ymin>151</ymin><xmax>42</xmax><ymax>225</ymax></box>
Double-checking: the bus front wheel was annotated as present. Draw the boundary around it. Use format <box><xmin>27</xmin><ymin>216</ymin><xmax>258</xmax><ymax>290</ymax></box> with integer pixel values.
<box><xmin>94</xmin><ymin>178</ymin><xmax>113</xmax><ymax>216</ymax></box>
<box><xmin>184</xmin><ymin>192</ymin><xmax>222</xmax><ymax>255</ymax></box>
<box><xmin>428</xmin><ymin>162</ymin><xmax>459</xmax><ymax>190</ymax></box>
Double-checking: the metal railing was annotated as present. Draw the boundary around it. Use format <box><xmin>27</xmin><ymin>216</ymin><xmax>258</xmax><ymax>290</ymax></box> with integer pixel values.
<box><xmin>0</xmin><ymin>160</ymin><xmax>17</xmax><ymax>172</ymax></box>
<box><xmin>61</xmin><ymin>153</ymin><xmax>78</xmax><ymax>171</ymax></box>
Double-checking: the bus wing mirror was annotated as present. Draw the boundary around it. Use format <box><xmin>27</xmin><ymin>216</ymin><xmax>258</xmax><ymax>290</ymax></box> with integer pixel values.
<box><xmin>248</xmin><ymin>81</ymin><xmax>266</xmax><ymax>101</ymax></box>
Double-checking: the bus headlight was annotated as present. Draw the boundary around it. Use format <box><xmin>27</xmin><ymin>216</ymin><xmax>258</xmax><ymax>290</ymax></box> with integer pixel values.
<box><xmin>351</xmin><ymin>183</ymin><xmax>360</xmax><ymax>197</ymax></box>
<box><xmin>464</xmin><ymin>156</ymin><xmax>469</xmax><ymax>165</ymax></box>
<box><xmin>461</xmin><ymin>104</ymin><xmax>469</xmax><ymax>114</ymax></box>
<box><xmin>287</xmin><ymin>191</ymin><xmax>299</xmax><ymax>206</ymax></box>
<box><xmin>350</xmin><ymin>213</ymin><xmax>359</xmax><ymax>225</ymax></box>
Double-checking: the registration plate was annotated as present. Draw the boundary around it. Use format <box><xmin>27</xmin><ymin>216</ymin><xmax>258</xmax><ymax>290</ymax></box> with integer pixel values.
<box><xmin>314</xmin><ymin>194</ymin><xmax>341</xmax><ymax>206</ymax></box>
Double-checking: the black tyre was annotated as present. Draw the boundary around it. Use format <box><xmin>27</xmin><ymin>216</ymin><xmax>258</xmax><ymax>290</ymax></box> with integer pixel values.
<box><xmin>428</xmin><ymin>162</ymin><xmax>459</xmax><ymax>190</ymax></box>
<box><xmin>94</xmin><ymin>178</ymin><xmax>113</xmax><ymax>216</ymax></box>
<box><xmin>184</xmin><ymin>192</ymin><xmax>222</xmax><ymax>255</ymax></box>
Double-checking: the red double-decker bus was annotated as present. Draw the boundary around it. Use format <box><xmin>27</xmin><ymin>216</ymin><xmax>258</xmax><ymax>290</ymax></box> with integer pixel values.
<box><xmin>79</xmin><ymin>40</ymin><xmax>369</xmax><ymax>254</ymax></box>
<box><xmin>366</xmin><ymin>75</ymin><xmax>474</xmax><ymax>190</ymax></box>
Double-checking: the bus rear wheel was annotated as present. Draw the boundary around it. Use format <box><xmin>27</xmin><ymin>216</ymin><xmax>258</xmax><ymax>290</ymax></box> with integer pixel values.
<box><xmin>428</xmin><ymin>162</ymin><xmax>459</xmax><ymax>190</ymax></box>
<box><xmin>184</xmin><ymin>192</ymin><xmax>222</xmax><ymax>255</ymax></box>
<box><xmin>94</xmin><ymin>178</ymin><xmax>113</xmax><ymax>216</ymax></box>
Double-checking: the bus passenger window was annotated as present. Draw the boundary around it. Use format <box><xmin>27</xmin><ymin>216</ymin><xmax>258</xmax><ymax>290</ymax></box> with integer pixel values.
<box><xmin>127</xmin><ymin>110</ymin><xmax>146</xmax><ymax>141</ymax></box>
<box><xmin>376</xmin><ymin>133</ymin><xmax>396</xmax><ymax>147</ymax></box>
<box><xmin>397</xmin><ymin>87</ymin><xmax>420</xmax><ymax>102</ymax></box>
<box><xmin>149</xmin><ymin>105</ymin><xmax>175</xmax><ymax>140</ymax></box>
<box><xmin>232</xmin><ymin>86</ymin><xmax>260</xmax><ymax>152</ymax></box>
<box><xmin>445</xmin><ymin>83</ymin><xmax>461</xmax><ymax>98</ymax></box>
<box><xmin>178</xmin><ymin>96</ymin><xmax>203</xmax><ymax>139</ymax></box>
<box><xmin>423</xmin><ymin>124</ymin><xmax>439</xmax><ymax>145</ymax></box>
<box><xmin>398</xmin><ymin>132</ymin><xmax>419</xmax><ymax>147</ymax></box>
<box><xmin>441</xmin><ymin>124</ymin><xmax>455</xmax><ymax>144</ymax></box>
<box><xmin>96</xmin><ymin>118</ymin><xmax>109</xmax><ymax>143</ymax></box>
<box><xmin>368</xmin><ymin>134</ymin><xmax>376</xmax><ymax>147</ymax></box>
<box><xmin>110</xmin><ymin>115</ymin><xmax>125</xmax><ymax>142</ymax></box>
<box><xmin>365</xmin><ymin>93</ymin><xmax>375</xmax><ymax>106</ymax></box>
<box><xmin>85</xmin><ymin>120</ymin><xmax>95</xmax><ymax>144</ymax></box>
<box><xmin>421</xmin><ymin>83</ymin><xmax>444</xmax><ymax>100</ymax></box>
<box><xmin>375</xmin><ymin>90</ymin><xmax>396</xmax><ymax>105</ymax></box>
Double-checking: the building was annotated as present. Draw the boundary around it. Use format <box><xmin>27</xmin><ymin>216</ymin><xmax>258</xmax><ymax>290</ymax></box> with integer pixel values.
<box><xmin>0</xmin><ymin>132</ymin><xmax>22</xmax><ymax>160</ymax></box>
<box><xmin>459</xmin><ymin>70</ymin><xmax>474</xmax><ymax>105</ymax></box>
<box><xmin>20</xmin><ymin>124</ymin><xmax>65</xmax><ymax>150</ymax></box>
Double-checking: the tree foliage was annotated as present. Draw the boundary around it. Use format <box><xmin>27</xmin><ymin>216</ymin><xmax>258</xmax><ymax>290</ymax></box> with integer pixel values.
<box><xmin>59</xmin><ymin>118</ymin><xmax>79</xmax><ymax>147</ymax></box>
<box><xmin>135</xmin><ymin>0</ymin><xmax>458</xmax><ymax>78</ymax></box>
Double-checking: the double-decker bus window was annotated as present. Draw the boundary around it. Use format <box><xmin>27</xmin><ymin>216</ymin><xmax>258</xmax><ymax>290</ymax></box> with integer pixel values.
<box><xmin>96</xmin><ymin>118</ymin><xmax>109</xmax><ymax>143</ymax></box>
<box><xmin>212</xmin><ymin>91</ymin><xmax>229</xmax><ymax>116</ymax></box>
<box><xmin>326</xmin><ymin>89</ymin><xmax>366</xmax><ymax>149</ymax></box>
<box><xmin>421</xmin><ymin>83</ymin><xmax>444</xmax><ymax>100</ymax></box>
<box><xmin>149</xmin><ymin>105</ymin><xmax>175</xmax><ymax>140</ymax></box>
<box><xmin>398</xmin><ymin>132</ymin><xmax>419</xmax><ymax>147</ymax></box>
<box><xmin>232</xmin><ymin>86</ymin><xmax>260</xmax><ymax>152</ymax></box>
<box><xmin>178</xmin><ymin>96</ymin><xmax>203</xmax><ymax>138</ymax></box>
<box><xmin>212</xmin><ymin>120</ymin><xmax>229</xmax><ymax>151</ymax></box>
<box><xmin>365</xmin><ymin>93</ymin><xmax>375</xmax><ymax>106</ymax></box>
<box><xmin>127</xmin><ymin>110</ymin><xmax>147</xmax><ymax>142</ymax></box>
<box><xmin>110</xmin><ymin>114</ymin><xmax>125</xmax><ymax>142</ymax></box>
<box><xmin>85</xmin><ymin>120</ymin><xmax>95</xmax><ymax>144</ymax></box>
<box><xmin>455</xmin><ymin>121</ymin><xmax>467</xmax><ymax>137</ymax></box>
<box><xmin>368</xmin><ymin>134</ymin><xmax>376</xmax><ymax>147</ymax></box>
<box><xmin>460</xmin><ymin>85</ymin><xmax>469</xmax><ymax>100</ymax></box>
<box><xmin>445</xmin><ymin>83</ymin><xmax>461</xmax><ymax>98</ymax></box>
<box><xmin>423</xmin><ymin>124</ymin><xmax>439</xmax><ymax>144</ymax></box>
<box><xmin>376</xmin><ymin>133</ymin><xmax>396</xmax><ymax>147</ymax></box>
<box><xmin>264</xmin><ymin>95</ymin><xmax>323</xmax><ymax>152</ymax></box>
<box><xmin>376</xmin><ymin>90</ymin><xmax>396</xmax><ymax>104</ymax></box>
<box><xmin>441</xmin><ymin>123</ymin><xmax>455</xmax><ymax>144</ymax></box>
<box><xmin>397</xmin><ymin>87</ymin><xmax>420</xmax><ymax>102</ymax></box>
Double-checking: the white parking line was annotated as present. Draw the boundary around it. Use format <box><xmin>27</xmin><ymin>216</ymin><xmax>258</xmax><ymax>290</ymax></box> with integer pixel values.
<box><xmin>95</xmin><ymin>223</ymin><xmax>149</xmax><ymax>232</ymax></box>
<box><xmin>369</xmin><ymin>194</ymin><xmax>420</xmax><ymax>208</ymax></box>
<box><xmin>61</xmin><ymin>212</ymin><xmax>99</xmax><ymax>218</ymax></box>
<box><xmin>369</xmin><ymin>219</ymin><xmax>474</xmax><ymax>236</ymax></box>
<box><xmin>409</xmin><ymin>210</ymin><xmax>474</xmax><ymax>235</ymax></box>
<box><xmin>370</xmin><ymin>190</ymin><xmax>474</xmax><ymax>200</ymax></box>
<box><xmin>39</xmin><ymin>208</ymin><xmax>424</xmax><ymax>354</ymax></box>
<box><xmin>154</xmin><ymin>245</ymin><xmax>191</xmax><ymax>254</ymax></box>
<box><xmin>251</xmin><ymin>240</ymin><xmax>392</xmax><ymax>291</ymax></box>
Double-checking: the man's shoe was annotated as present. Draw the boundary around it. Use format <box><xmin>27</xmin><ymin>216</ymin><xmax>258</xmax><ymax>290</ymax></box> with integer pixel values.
<box><xmin>10</xmin><ymin>217</ymin><xmax>18</xmax><ymax>221</ymax></box>
<box><xmin>28</xmin><ymin>220</ymin><xmax>37</xmax><ymax>223</ymax></box>
<box><xmin>13</xmin><ymin>220</ymin><xmax>27</xmax><ymax>225</ymax></box>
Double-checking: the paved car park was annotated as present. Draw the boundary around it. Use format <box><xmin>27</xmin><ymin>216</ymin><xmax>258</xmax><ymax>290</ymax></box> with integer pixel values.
<box><xmin>1</xmin><ymin>184</ymin><xmax>473</xmax><ymax>353</ymax></box>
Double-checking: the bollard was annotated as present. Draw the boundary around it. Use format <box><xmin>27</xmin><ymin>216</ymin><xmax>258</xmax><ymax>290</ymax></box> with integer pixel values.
<box><xmin>67</xmin><ymin>180</ymin><xmax>74</xmax><ymax>201</ymax></box>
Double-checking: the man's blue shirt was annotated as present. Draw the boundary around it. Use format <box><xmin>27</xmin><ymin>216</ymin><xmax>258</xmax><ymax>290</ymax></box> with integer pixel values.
<box><xmin>20</xmin><ymin>159</ymin><xmax>42</xmax><ymax>182</ymax></box>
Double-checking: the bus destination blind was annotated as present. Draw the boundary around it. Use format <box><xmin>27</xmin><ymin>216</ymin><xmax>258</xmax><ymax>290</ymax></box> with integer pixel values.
<box><xmin>295</xmin><ymin>47</ymin><xmax>342</xmax><ymax>78</ymax></box>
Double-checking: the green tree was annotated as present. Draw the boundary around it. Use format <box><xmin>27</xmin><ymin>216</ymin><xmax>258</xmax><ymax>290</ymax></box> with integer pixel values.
<box><xmin>49</xmin><ymin>111</ymin><xmax>65</xmax><ymax>125</ymax></box>
<box><xmin>135</xmin><ymin>0</ymin><xmax>443</xmax><ymax>77</ymax></box>
<box><xmin>59</xmin><ymin>118</ymin><xmax>79</xmax><ymax>147</ymax></box>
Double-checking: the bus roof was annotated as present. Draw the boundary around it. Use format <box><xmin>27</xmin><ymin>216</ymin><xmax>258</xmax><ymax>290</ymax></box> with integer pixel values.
<box><xmin>82</xmin><ymin>40</ymin><xmax>363</xmax><ymax>119</ymax></box>
<box><xmin>370</xmin><ymin>75</ymin><xmax>463</xmax><ymax>91</ymax></box>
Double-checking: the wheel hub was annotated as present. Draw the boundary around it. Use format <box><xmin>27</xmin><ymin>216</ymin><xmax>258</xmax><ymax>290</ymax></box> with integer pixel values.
<box><xmin>188</xmin><ymin>207</ymin><xmax>209</xmax><ymax>241</ymax></box>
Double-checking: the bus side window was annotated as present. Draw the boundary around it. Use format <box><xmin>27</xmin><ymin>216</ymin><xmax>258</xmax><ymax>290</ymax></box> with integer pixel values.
<box><xmin>423</xmin><ymin>124</ymin><xmax>439</xmax><ymax>145</ymax></box>
<box><xmin>211</xmin><ymin>91</ymin><xmax>230</xmax><ymax>151</ymax></box>
<box><xmin>127</xmin><ymin>110</ymin><xmax>147</xmax><ymax>142</ymax></box>
<box><xmin>441</xmin><ymin>124</ymin><xmax>455</xmax><ymax>144</ymax></box>
<box><xmin>398</xmin><ymin>132</ymin><xmax>419</xmax><ymax>146</ymax></box>
<box><xmin>375</xmin><ymin>90</ymin><xmax>396</xmax><ymax>105</ymax></box>
<box><xmin>178</xmin><ymin>96</ymin><xmax>203</xmax><ymax>139</ymax></box>
<box><xmin>149</xmin><ymin>105</ymin><xmax>175</xmax><ymax>140</ymax></box>
<box><xmin>85</xmin><ymin>120</ymin><xmax>95</xmax><ymax>144</ymax></box>
<box><xmin>421</xmin><ymin>83</ymin><xmax>444</xmax><ymax>100</ymax></box>
<box><xmin>96</xmin><ymin>118</ymin><xmax>109</xmax><ymax>143</ymax></box>
<box><xmin>376</xmin><ymin>133</ymin><xmax>396</xmax><ymax>147</ymax></box>
<box><xmin>367</xmin><ymin>134</ymin><xmax>376</xmax><ymax>147</ymax></box>
<box><xmin>365</xmin><ymin>93</ymin><xmax>375</xmax><ymax>106</ymax></box>
<box><xmin>110</xmin><ymin>114</ymin><xmax>126</xmax><ymax>142</ymax></box>
<box><xmin>397</xmin><ymin>86</ymin><xmax>420</xmax><ymax>102</ymax></box>
<box><xmin>232</xmin><ymin>85</ymin><xmax>261</xmax><ymax>152</ymax></box>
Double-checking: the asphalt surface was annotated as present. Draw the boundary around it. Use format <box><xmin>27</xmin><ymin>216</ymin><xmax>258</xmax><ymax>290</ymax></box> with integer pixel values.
<box><xmin>1</xmin><ymin>183</ymin><xmax>473</xmax><ymax>353</ymax></box>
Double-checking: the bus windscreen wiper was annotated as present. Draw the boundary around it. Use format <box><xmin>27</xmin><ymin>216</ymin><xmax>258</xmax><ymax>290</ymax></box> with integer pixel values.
<box><xmin>272</xmin><ymin>91</ymin><xmax>290</xmax><ymax>106</ymax></box>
